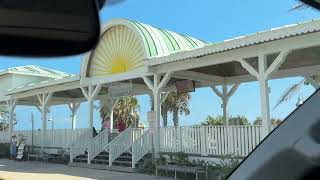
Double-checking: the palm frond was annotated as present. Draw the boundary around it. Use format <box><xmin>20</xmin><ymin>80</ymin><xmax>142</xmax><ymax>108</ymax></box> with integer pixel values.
<box><xmin>289</xmin><ymin>2</ymin><xmax>307</xmax><ymax>12</ymax></box>
<box><xmin>273</xmin><ymin>79</ymin><xmax>305</xmax><ymax>109</ymax></box>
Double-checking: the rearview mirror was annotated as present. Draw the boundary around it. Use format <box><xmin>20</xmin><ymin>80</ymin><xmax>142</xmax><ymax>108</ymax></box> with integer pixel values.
<box><xmin>300</xmin><ymin>0</ymin><xmax>320</xmax><ymax>10</ymax></box>
<box><xmin>0</xmin><ymin>0</ymin><xmax>101</xmax><ymax>57</ymax></box>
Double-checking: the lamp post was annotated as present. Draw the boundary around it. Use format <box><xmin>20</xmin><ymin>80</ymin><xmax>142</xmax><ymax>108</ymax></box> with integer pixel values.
<box><xmin>48</xmin><ymin>115</ymin><xmax>54</xmax><ymax>146</ymax></box>
<box><xmin>31</xmin><ymin>113</ymin><xmax>34</xmax><ymax>152</ymax></box>
<box><xmin>48</xmin><ymin>116</ymin><xmax>54</xmax><ymax>131</ymax></box>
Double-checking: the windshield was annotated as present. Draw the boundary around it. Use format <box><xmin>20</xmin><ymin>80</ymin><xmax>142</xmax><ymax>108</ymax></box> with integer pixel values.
<box><xmin>0</xmin><ymin>1</ymin><xmax>319</xmax><ymax>180</ymax></box>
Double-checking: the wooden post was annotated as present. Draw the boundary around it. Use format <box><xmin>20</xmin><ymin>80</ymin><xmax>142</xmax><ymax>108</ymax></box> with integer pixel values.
<box><xmin>68</xmin><ymin>102</ymin><xmax>80</xmax><ymax>130</ymax></box>
<box><xmin>81</xmin><ymin>84</ymin><xmax>101</xmax><ymax>136</ymax></box>
<box><xmin>7</xmin><ymin>98</ymin><xmax>17</xmax><ymax>143</ymax></box>
<box><xmin>211</xmin><ymin>83</ymin><xmax>239</xmax><ymax>126</ymax></box>
<box><xmin>31</xmin><ymin>113</ymin><xmax>34</xmax><ymax>152</ymax></box>
<box><xmin>37</xmin><ymin>92</ymin><xmax>53</xmax><ymax>152</ymax></box>
<box><xmin>143</xmin><ymin>72</ymin><xmax>173</xmax><ymax>158</ymax></box>
<box><xmin>81</xmin><ymin>84</ymin><xmax>101</xmax><ymax>164</ymax></box>
<box><xmin>258</xmin><ymin>54</ymin><xmax>271</xmax><ymax>137</ymax></box>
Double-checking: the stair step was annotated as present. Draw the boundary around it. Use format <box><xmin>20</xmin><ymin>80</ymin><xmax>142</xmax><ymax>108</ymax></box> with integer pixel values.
<box><xmin>74</xmin><ymin>157</ymin><xmax>88</xmax><ymax>161</ymax></box>
<box><xmin>95</xmin><ymin>154</ymin><xmax>109</xmax><ymax>158</ymax></box>
<box><xmin>95</xmin><ymin>154</ymin><xmax>132</xmax><ymax>160</ymax></box>
<box><xmin>75</xmin><ymin>154</ymin><xmax>88</xmax><ymax>158</ymax></box>
<box><xmin>92</xmin><ymin>159</ymin><xmax>132</xmax><ymax>164</ymax></box>
<box><xmin>69</xmin><ymin>162</ymin><xmax>135</xmax><ymax>173</ymax></box>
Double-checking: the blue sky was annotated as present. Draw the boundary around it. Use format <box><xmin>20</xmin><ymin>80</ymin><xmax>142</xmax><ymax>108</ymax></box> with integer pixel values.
<box><xmin>1</xmin><ymin>0</ymin><xmax>319</xmax><ymax>130</ymax></box>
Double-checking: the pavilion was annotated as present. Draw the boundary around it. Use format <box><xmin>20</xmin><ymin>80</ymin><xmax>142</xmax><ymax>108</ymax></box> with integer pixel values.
<box><xmin>0</xmin><ymin>18</ymin><xmax>319</xmax><ymax>167</ymax></box>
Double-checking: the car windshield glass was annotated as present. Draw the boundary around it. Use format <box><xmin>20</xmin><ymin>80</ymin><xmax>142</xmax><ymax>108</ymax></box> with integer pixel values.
<box><xmin>0</xmin><ymin>1</ymin><xmax>319</xmax><ymax>180</ymax></box>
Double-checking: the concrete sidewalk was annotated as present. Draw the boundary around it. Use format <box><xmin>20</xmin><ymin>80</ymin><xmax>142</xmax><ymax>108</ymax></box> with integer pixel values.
<box><xmin>0</xmin><ymin>159</ymin><xmax>173</xmax><ymax>180</ymax></box>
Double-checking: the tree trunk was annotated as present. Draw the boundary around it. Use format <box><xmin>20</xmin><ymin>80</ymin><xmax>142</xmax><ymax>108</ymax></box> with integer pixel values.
<box><xmin>173</xmin><ymin>108</ymin><xmax>179</xmax><ymax>127</ymax></box>
<box><xmin>163</xmin><ymin>112</ymin><xmax>168</xmax><ymax>127</ymax></box>
<box><xmin>161</xmin><ymin>105</ymin><xmax>168</xmax><ymax>127</ymax></box>
<box><xmin>150</xmin><ymin>95</ymin><xmax>154</xmax><ymax>111</ymax></box>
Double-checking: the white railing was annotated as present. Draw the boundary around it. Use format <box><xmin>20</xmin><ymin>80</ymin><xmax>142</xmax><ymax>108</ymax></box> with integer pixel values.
<box><xmin>160</xmin><ymin>125</ymin><xmax>277</xmax><ymax>157</ymax></box>
<box><xmin>87</xmin><ymin>129</ymin><xmax>109</xmax><ymax>164</ymax></box>
<box><xmin>132</xmin><ymin>130</ymin><xmax>152</xmax><ymax>168</ymax></box>
<box><xmin>14</xmin><ymin>128</ymin><xmax>89</xmax><ymax>148</ymax></box>
<box><xmin>108</xmin><ymin>127</ymin><xmax>143</xmax><ymax>166</ymax></box>
<box><xmin>0</xmin><ymin>130</ymin><xmax>10</xmax><ymax>143</ymax></box>
<box><xmin>70</xmin><ymin>129</ymin><xmax>92</xmax><ymax>163</ymax></box>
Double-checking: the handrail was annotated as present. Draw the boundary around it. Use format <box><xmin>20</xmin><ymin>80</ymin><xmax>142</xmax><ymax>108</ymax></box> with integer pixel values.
<box><xmin>107</xmin><ymin>125</ymin><xmax>133</xmax><ymax>145</ymax></box>
<box><xmin>132</xmin><ymin>130</ymin><xmax>152</xmax><ymax>168</ymax></box>
<box><xmin>69</xmin><ymin>129</ymin><xmax>91</xmax><ymax>163</ymax></box>
<box><xmin>87</xmin><ymin>129</ymin><xmax>109</xmax><ymax>164</ymax></box>
<box><xmin>108</xmin><ymin>127</ymin><xmax>143</xmax><ymax>166</ymax></box>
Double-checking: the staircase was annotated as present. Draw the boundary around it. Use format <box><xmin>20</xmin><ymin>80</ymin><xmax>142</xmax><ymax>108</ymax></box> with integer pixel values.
<box><xmin>69</xmin><ymin>127</ymin><xmax>151</xmax><ymax>172</ymax></box>
<box><xmin>70</xmin><ymin>150</ymin><xmax>135</xmax><ymax>172</ymax></box>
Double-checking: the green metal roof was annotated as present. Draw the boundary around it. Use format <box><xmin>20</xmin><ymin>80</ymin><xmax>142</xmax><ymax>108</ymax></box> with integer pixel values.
<box><xmin>126</xmin><ymin>19</ymin><xmax>210</xmax><ymax>58</ymax></box>
<box><xmin>86</xmin><ymin>18</ymin><xmax>211</xmax><ymax>77</ymax></box>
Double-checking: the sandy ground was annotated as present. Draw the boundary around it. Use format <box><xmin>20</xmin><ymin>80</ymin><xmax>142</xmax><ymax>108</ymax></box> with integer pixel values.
<box><xmin>0</xmin><ymin>159</ymin><xmax>173</xmax><ymax>180</ymax></box>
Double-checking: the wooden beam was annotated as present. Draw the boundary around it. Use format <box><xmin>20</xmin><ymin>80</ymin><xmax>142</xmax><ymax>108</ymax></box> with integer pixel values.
<box><xmin>158</xmin><ymin>72</ymin><xmax>173</xmax><ymax>90</ymax></box>
<box><xmin>210</xmin><ymin>86</ymin><xmax>223</xmax><ymax>98</ymax></box>
<box><xmin>9</xmin><ymin>81</ymin><xmax>80</xmax><ymax>99</ymax></box>
<box><xmin>264</xmin><ymin>50</ymin><xmax>291</xmax><ymax>78</ymax></box>
<box><xmin>173</xmin><ymin>71</ymin><xmax>224</xmax><ymax>83</ymax></box>
<box><xmin>81</xmin><ymin>67</ymin><xmax>152</xmax><ymax>87</ymax></box>
<box><xmin>239</xmin><ymin>59</ymin><xmax>259</xmax><ymax>77</ymax></box>
<box><xmin>226</xmin><ymin>65</ymin><xmax>320</xmax><ymax>84</ymax></box>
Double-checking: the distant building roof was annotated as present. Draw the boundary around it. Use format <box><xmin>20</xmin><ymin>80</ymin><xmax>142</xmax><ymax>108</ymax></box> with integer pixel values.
<box><xmin>0</xmin><ymin>65</ymin><xmax>73</xmax><ymax>79</ymax></box>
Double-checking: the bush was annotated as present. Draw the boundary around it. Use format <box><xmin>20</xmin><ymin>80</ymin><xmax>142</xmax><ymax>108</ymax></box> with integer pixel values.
<box><xmin>138</xmin><ymin>153</ymin><xmax>241</xmax><ymax>180</ymax></box>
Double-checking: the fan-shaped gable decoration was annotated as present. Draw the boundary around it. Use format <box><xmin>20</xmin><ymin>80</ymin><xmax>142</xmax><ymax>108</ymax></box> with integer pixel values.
<box><xmin>83</xmin><ymin>18</ymin><xmax>209</xmax><ymax>77</ymax></box>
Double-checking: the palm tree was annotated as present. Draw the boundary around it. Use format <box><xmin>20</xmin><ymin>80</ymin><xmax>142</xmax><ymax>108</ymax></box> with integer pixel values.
<box><xmin>253</xmin><ymin>117</ymin><xmax>282</xmax><ymax>126</ymax></box>
<box><xmin>161</xmin><ymin>91</ymin><xmax>191</xmax><ymax>127</ymax></box>
<box><xmin>160</xmin><ymin>101</ymin><xmax>169</xmax><ymax>126</ymax></box>
<box><xmin>201</xmin><ymin>115</ymin><xmax>250</xmax><ymax>126</ymax></box>
<box><xmin>289</xmin><ymin>2</ymin><xmax>307</xmax><ymax>11</ymax></box>
<box><xmin>0</xmin><ymin>104</ymin><xmax>16</xmax><ymax>131</ymax></box>
<box><xmin>200</xmin><ymin>115</ymin><xmax>224</xmax><ymax>126</ymax></box>
<box><xmin>274</xmin><ymin>75</ymin><xmax>320</xmax><ymax>109</ymax></box>
<box><xmin>99</xmin><ymin>96</ymin><xmax>140</xmax><ymax>128</ymax></box>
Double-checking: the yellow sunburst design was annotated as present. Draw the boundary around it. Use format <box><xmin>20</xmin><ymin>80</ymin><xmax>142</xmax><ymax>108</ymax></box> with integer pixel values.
<box><xmin>89</xmin><ymin>25</ymin><xmax>146</xmax><ymax>76</ymax></box>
